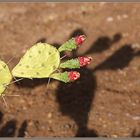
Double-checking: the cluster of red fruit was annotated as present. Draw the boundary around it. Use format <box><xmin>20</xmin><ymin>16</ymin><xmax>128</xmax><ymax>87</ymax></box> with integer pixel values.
<box><xmin>68</xmin><ymin>35</ymin><xmax>92</xmax><ymax>81</ymax></box>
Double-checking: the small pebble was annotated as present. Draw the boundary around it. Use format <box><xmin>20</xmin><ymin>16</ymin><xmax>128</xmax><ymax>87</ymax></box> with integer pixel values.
<box><xmin>22</xmin><ymin>106</ymin><xmax>27</xmax><ymax>110</ymax></box>
<box><xmin>123</xmin><ymin>14</ymin><xmax>128</xmax><ymax>19</ymax></box>
<box><xmin>28</xmin><ymin>121</ymin><xmax>33</xmax><ymax>126</ymax></box>
<box><xmin>40</xmin><ymin>126</ymin><xmax>45</xmax><ymax>130</ymax></box>
<box><xmin>132</xmin><ymin>43</ymin><xmax>140</xmax><ymax>49</ymax></box>
<box><xmin>123</xmin><ymin>32</ymin><xmax>129</xmax><ymax>37</ymax></box>
<box><xmin>47</xmin><ymin>113</ymin><xmax>52</xmax><ymax>119</ymax></box>
<box><xmin>111</xmin><ymin>134</ymin><xmax>118</xmax><ymax>138</ymax></box>
<box><xmin>99</xmin><ymin>118</ymin><xmax>103</xmax><ymax>121</ymax></box>
<box><xmin>63</xmin><ymin>124</ymin><xmax>71</xmax><ymax>129</ymax></box>
<box><xmin>100</xmin><ymin>2</ymin><xmax>106</xmax><ymax>6</ymax></box>
<box><xmin>131</xmin><ymin>102</ymin><xmax>136</xmax><ymax>106</ymax></box>
<box><xmin>106</xmin><ymin>17</ymin><xmax>114</xmax><ymax>22</ymax></box>
<box><xmin>24</xmin><ymin>131</ymin><xmax>30</xmax><ymax>137</ymax></box>
<box><xmin>103</xmin><ymin>124</ymin><xmax>107</xmax><ymax>128</ymax></box>
<box><xmin>132</xmin><ymin>116</ymin><xmax>140</xmax><ymax>120</ymax></box>
<box><xmin>125</xmin><ymin>113</ymin><xmax>131</xmax><ymax>117</ymax></box>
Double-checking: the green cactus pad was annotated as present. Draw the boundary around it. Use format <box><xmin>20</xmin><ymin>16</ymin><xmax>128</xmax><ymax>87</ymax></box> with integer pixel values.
<box><xmin>12</xmin><ymin>43</ymin><xmax>60</xmax><ymax>79</ymax></box>
<box><xmin>0</xmin><ymin>60</ymin><xmax>12</xmax><ymax>96</ymax></box>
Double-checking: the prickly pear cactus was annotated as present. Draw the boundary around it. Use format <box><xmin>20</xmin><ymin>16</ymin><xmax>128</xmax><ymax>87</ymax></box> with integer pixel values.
<box><xmin>12</xmin><ymin>35</ymin><xmax>92</xmax><ymax>83</ymax></box>
<box><xmin>0</xmin><ymin>60</ymin><xmax>12</xmax><ymax>96</ymax></box>
<box><xmin>12</xmin><ymin>43</ymin><xmax>60</xmax><ymax>79</ymax></box>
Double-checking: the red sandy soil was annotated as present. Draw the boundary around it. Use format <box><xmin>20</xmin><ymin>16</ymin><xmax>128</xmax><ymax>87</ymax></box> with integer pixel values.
<box><xmin>0</xmin><ymin>3</ymin><xmax>139</xmax><ymax>137</ymax></box>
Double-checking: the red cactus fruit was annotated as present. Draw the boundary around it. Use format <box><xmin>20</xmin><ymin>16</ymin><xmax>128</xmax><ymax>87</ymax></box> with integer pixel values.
<box><xmin>78</xmin><ymin>56</ymin><xmax>92</xmax><ymax>67</ymax></box>
<box><xmin>75</xmin><ymin>35</ymin><xmax>86</xmax><ymax>46</ymax></box>
<box><xmin>68</xmin><ymin>71</ymin><xmax>80</xmax><ymax>81</ymax></box>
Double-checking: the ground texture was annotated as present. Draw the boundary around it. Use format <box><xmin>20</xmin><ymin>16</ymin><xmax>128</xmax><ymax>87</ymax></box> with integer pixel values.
<box><xmin>0</xmin><ymin>3</ymin><xmax>140</xmax><ymax>137</ymax></box>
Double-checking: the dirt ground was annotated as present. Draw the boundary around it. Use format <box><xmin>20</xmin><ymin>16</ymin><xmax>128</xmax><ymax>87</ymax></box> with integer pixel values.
<box><xmin>0</xmin><ymin>3</ymin><xmax>139</xmax><ymax>137</ymax></box>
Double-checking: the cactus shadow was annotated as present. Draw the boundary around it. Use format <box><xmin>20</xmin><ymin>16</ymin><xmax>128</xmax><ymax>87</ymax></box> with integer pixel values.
<box><xmin>0</xmin><ymin>120</ymin><xmax>16</xmax><ymax>137</ymax></box>
<box><xmin>56</xmin><ymin>29</ymin><xmax>98</xmax><ymax>137</ymax></box>
<box><xmin>0</xmin><ymin>111</ymin><xmax>3</xmax><ymax>123</ymax></box>
<box><xmin>14</xmin><ymin>78</ymin><xmax>50</xmax><ymax>88</ymax></box>
<box><xmin>35</xmin><ymin>37</ymin><xmax>46</xmax><ymax>43</ymax></box>
<box><xmin>0</xmin><ymin>111</ymin><xmax>28</xmax><ymax>137</ymax></box>
<box><xmin>18</xmin><ymin>120</ymin><xmax>28</xmax><ymax>137</ymax></box>
<box><xmin>0</xmin><ymin>111</ymin><xmax>17</xmax><ymax>137</ymax></box>
<box><xmin>56</xmin><ymin>68</ymin><xmax>98</xmax><ymax>137</ymax></box>
<box><xmin>0</xmin><ymin>120</ymin><xmax>28</xmax><ymax>137</ymax></box>
<box><xmin>56</xmin><ymin>29</ymin><xmax>135</xmax><ymax>137</ymax></box>
<box><xmin>93</xmin><ymin>44</ymin><xmax>135</xmax><ymax>71</ymax></box>
<box><xmin>70</xmin><ymin>28</ymin><xmax>87</xmax><ymax>37</ymax></box>
<box><xmin>12</xmin><ymin>29</ymin><xmax>136</xmax><ymax>137</ymax></box>
<box><xmin>131</xmin><ymin>129</ymin><xmax>140</xmax><ymax>137</ymax></box>
<box><xmin>133</xmin><ymin>134</ymin><xmax>140</xmax><ymax>137</ymax></box>
<box><xmin>85</xmin><ymin>33</ymin><xmax>122</xmax><ymax>55</ymax></box>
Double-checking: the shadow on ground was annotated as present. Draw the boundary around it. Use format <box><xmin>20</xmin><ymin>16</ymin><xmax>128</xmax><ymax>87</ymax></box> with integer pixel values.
<box><xmin>12</xmin><ymin>28</ymin><xmax>140</xmax><ymax>137</ymax></box>
<box><xmin>0</xmin><ymin>111</ymin><xmax>27</xmax><ymax>137</ymax></box>
<box><xmin>55</xmin><ymin>28</ymin><xmax>139</xmax><ymax>137</ymax></box>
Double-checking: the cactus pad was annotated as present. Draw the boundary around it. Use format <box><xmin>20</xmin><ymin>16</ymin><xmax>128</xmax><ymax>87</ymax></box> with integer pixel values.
<box><xmin>0</xmin><ymin>60</ymin><xmax>12</xmax><ymax>96</ymax></box>
<box><xmin>12</xmin><ymin>43</ymin><xmax>60</xmax><ymax>78</ymax></box>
